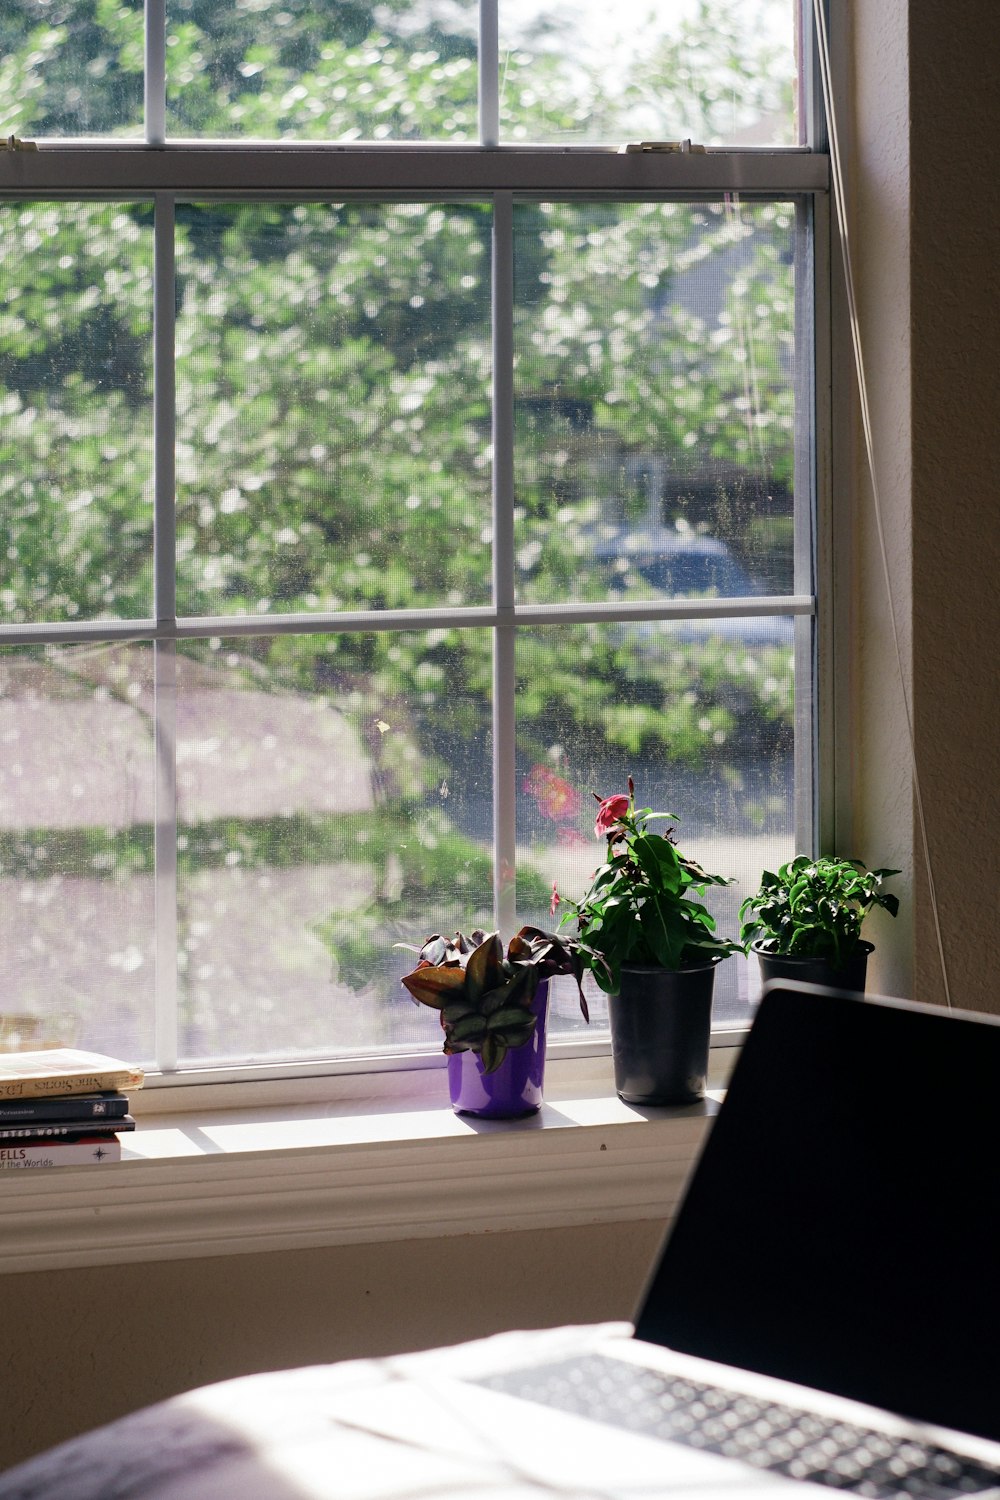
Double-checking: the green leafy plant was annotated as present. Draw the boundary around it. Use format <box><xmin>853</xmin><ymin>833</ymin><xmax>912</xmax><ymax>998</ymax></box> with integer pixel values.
<box><xmin>739</xmin><ymin>855</ymin><xmax>900</xmax><ymax>967</ymax></box>
<box><xmin>397</xmin><ymin>926</ymin><xmax>589</xmax><ymax>1073</ymax></box>
<box><xmin>558</xmin><ymin>778</ymin><xmax>739</xmax><ymax>993</ymax></box>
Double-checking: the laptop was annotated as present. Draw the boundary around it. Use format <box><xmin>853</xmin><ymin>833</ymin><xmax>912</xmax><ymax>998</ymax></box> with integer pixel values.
<box><xmin>459</xmin><ymin>984</ymin><xmax>1000</xmax><ymax>1496</ymax></box>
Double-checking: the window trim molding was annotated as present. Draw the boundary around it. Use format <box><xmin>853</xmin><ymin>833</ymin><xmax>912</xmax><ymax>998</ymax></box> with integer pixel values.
<box><xmin>0</xmin><ymin>1066</ymin><xmax>719</xmax><ymax>1276</ymax></box>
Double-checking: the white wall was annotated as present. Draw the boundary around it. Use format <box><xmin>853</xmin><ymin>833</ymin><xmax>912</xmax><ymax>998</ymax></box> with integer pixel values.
<box><xmin>907</xmin><ymin>0</ymin><xmax>1000</xmax><ymax>1012</ymax></box>
<box><xmin>849</xmin><ymin>0</ymin><xmax>1000</xmax><ymax>1011</ymax></box>
<box><xmin>0</xmin><ymin>1219</ymin><xmax>664</xmax><ymax>1470</ymax></box>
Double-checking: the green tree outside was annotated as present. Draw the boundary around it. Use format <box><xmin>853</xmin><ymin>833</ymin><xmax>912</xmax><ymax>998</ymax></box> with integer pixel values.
<box><xmin>0</xmin><ymin>0</ymin><xmax>799</xmax><ymax>1059</ymax></box>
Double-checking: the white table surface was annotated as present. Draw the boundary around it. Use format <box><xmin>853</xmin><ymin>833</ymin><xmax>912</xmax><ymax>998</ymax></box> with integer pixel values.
<box><xmin>0</xmin><ymin>1322</ymin><xmax>801</xmax><ymax>1500</ymax></box>
<box><xmin>4</xmin><ymin>1321</ymin><xmax>994</xmax><ymax>1500</ymax></box>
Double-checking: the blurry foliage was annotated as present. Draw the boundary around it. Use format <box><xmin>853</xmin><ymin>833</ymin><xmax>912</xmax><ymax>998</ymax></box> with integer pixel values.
<box><xmin>0</xmin><ymin>2</ymin><xmax>800</xmax><ymax>1037</ymax></box>
<box><xmin>314</xmin><ymin>815</ymin><xmax>549</xmax><ymax>992</ymax></box>
<box><xmin>619</xmin><ymin>0</ymin><xmax>795</xmax><ymax>145</ymax></box>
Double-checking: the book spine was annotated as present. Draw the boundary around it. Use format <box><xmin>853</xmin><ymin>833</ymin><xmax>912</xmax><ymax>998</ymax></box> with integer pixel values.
<box><xmin>0</xmin><ymin>1094</ymin><xmax>131</xmax><ymax>1124</ymax></box>
<box><xmin>0</xmin><ymin>1139</ymin><xmax>122</xmax><ymax>1168</ymax></box>
<box><xmin>0</xmin><ymin>1118</ymin><xmax>134</xmax><ymax>1143</ymax></box>
<box><xmin>0</xmin><ymin>1070</ymin><xmax>143</xmax><ymax>1101</ymax></box>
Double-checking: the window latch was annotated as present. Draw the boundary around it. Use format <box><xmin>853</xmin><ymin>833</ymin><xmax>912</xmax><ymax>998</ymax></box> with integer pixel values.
<box><xmin>2</xmin><ymin>135</ymin><xmax>38</xmax><ymax>151</ymax></box>
<box><xmin>620</xmin><ymin>140</ymin><xmax>707</xmax><ymax>154</ymax></box>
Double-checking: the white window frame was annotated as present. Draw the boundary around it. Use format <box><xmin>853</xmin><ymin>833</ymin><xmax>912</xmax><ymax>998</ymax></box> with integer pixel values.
<box><xmin>0</xmin><ymin>0</ymin><xmax>831</xmax><ymax>1094</ymax></box>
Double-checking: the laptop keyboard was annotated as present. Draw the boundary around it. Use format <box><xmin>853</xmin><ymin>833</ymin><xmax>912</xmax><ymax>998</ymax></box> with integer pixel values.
<box><xmin>476</xmin><ymin>1354</ymin><xmax>1000</xmax><ymax>1499</ymax></box>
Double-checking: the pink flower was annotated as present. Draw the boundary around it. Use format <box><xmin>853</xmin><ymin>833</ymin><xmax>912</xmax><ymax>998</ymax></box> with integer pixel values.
<box><xmin>594</xmin><ymin>794</ymin><xmax>630</xmax><ymax>839</ymax></box>
<box><xmin>524</xmin><ymin>764</ymin><xmax>582</xmax><ymax>823</ymax></box>
<box><xmin>549</xmin><ymin>881</ymin><xmax>560</xmax><ymax>916</ymax></box>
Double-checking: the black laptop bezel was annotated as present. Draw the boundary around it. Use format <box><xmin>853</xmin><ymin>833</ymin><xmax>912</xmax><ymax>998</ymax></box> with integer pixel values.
<box><xmin>631</xmin><ymin>983</ymin><xmax>1000</xmax><ymax>1443</ymax></box>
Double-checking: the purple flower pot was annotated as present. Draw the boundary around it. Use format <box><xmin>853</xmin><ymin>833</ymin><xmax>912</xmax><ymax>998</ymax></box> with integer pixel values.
<box><xmin>447</xmin><ymin>979</ymin><xmax>549</xmax><ymax>1119</ymax></box>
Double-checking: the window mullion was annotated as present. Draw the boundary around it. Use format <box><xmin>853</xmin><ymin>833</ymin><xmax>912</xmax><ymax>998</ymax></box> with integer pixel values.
<box><xmin>479</xmin><ymin>0</ymin><xmax>500</xmax><ymax>148</ymax></box>
<box><xmin>793</xmin><ymin>195</ymin><xmax>818</xmax><ymax>854</ymax></box>
<box><xmin>153</xmin><ymin>641</ymin><xmax>179</xmax><ymax>1073</ymax></box>
<box><xmin>144</xmin><ymin>0</ymin><xmax>167</xmax><ymax>147</ymax></box>
<box><xmin>154</xmin><ymin>193</ymin><xmax>176</xmax><ymax>624</ymax></box>
<box><xmin>153</xmin><ymin>191</ymin><xmax>178</xmax><ymax>1071</ymax></box>
<box><xmin>491</xmin><ymin>190</ymin><xmax>516</xmax><ymax>933</ymax></box>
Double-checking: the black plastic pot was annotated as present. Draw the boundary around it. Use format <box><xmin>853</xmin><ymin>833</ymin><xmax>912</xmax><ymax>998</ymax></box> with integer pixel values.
<box><xmin>751</xmin><ymin>939</ymin><xmax>873</xmax><ymax>995</ymax></box>
<box><xmin>608</xmin><ymin>960</ymin><xmax>719</xmax><ymax>1106</ymax></box>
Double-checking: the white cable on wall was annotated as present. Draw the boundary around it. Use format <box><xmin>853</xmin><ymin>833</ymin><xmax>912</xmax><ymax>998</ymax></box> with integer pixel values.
<box><xmin>812</xmin><ymin>0</ymin><xmax>951</xmax><ymax>1007</ymax></box>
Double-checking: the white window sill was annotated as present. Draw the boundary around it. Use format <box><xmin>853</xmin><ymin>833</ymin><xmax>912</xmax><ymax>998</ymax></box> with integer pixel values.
<box><xmin>0</xmin><ymin>1051</ymin><xmax>732</xmax><ymax>1277</ymax></box>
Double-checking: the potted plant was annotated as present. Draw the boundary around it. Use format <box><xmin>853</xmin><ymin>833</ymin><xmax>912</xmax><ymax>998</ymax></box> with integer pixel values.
<box><xmin>558</xmin><ymin>779</ymin><xmax>739</xmax><ymax>1106</ymax></box>
<box><xmin>739</xmin><ymin>854</ymin><xmax>900</xmax><ymax>993</ymax></box>
<box><xmin>398</xmin><ymin>925</ymin><xmax>589</xmax><ymax>1118</ymax></box>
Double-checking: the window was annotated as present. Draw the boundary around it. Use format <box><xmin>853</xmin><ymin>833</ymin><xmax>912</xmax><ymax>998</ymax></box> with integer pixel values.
<box><xmin>0</xmin><ymin>0</ymin><xmax>826</xmax><ymax>1083</ymax></box>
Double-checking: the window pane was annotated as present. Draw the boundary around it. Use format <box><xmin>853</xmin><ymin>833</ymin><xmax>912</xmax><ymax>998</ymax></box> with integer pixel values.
<box><xmin>0</xmin><ymin>201</ymin><xmax>153</xmax><ymax>624</ymax></box>
<box><xmin>515</xmin><ymin>620</ymin><xmax>799</xmax><ymax>1030</ymax></box>
<box><xmin>499</xmin><ymin>0</ymin><xmax>797</xmax><ymax>146</ymax></box>
<box><xmin>0</xmin><ymin>644</ymin><xmax>156</xmax><ymax>1058</ymax></box>
<box><xmin>0</xmin><ymin>0</ymin><xmax>144</xmax><ymax>138</ymax></box>
<box><xmin>166</xmin><ymin>0</ymin><xmax>478</xmax><ymax>140</ymax></box>
<box><xmin>513</xmin><ymin>199</ymin><xmax>798</xmax><ymax>605</ymax></box>
<box><xmin>173</xmin><ymin>631</ymin><xmax>492</xmax><ymax>1064</ymax></box>
<box><xmin>175</xmin><ymin>202</ymin><xmax>492</xmax><ymax>619</ymax></box>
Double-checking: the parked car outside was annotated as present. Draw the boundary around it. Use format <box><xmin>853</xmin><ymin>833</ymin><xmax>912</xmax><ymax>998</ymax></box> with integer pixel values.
<box><xmin>594</xmin><ymin>528</ymin><xmax>794</xmax><ymax>645</ymax></box>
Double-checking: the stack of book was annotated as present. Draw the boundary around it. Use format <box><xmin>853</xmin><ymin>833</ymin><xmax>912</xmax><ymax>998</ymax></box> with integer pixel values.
<box><xmin>0</xmin><ymin>1048</ymin><xmax>145</xmax><ymax>1169</ymax></box>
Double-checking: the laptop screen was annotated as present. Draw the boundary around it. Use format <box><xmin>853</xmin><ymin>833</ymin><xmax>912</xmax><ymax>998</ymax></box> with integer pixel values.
<box><xmin>633</xmin><ymin>985</ymin><xmax>1000</xmax><ymax>1442</ymax></box>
